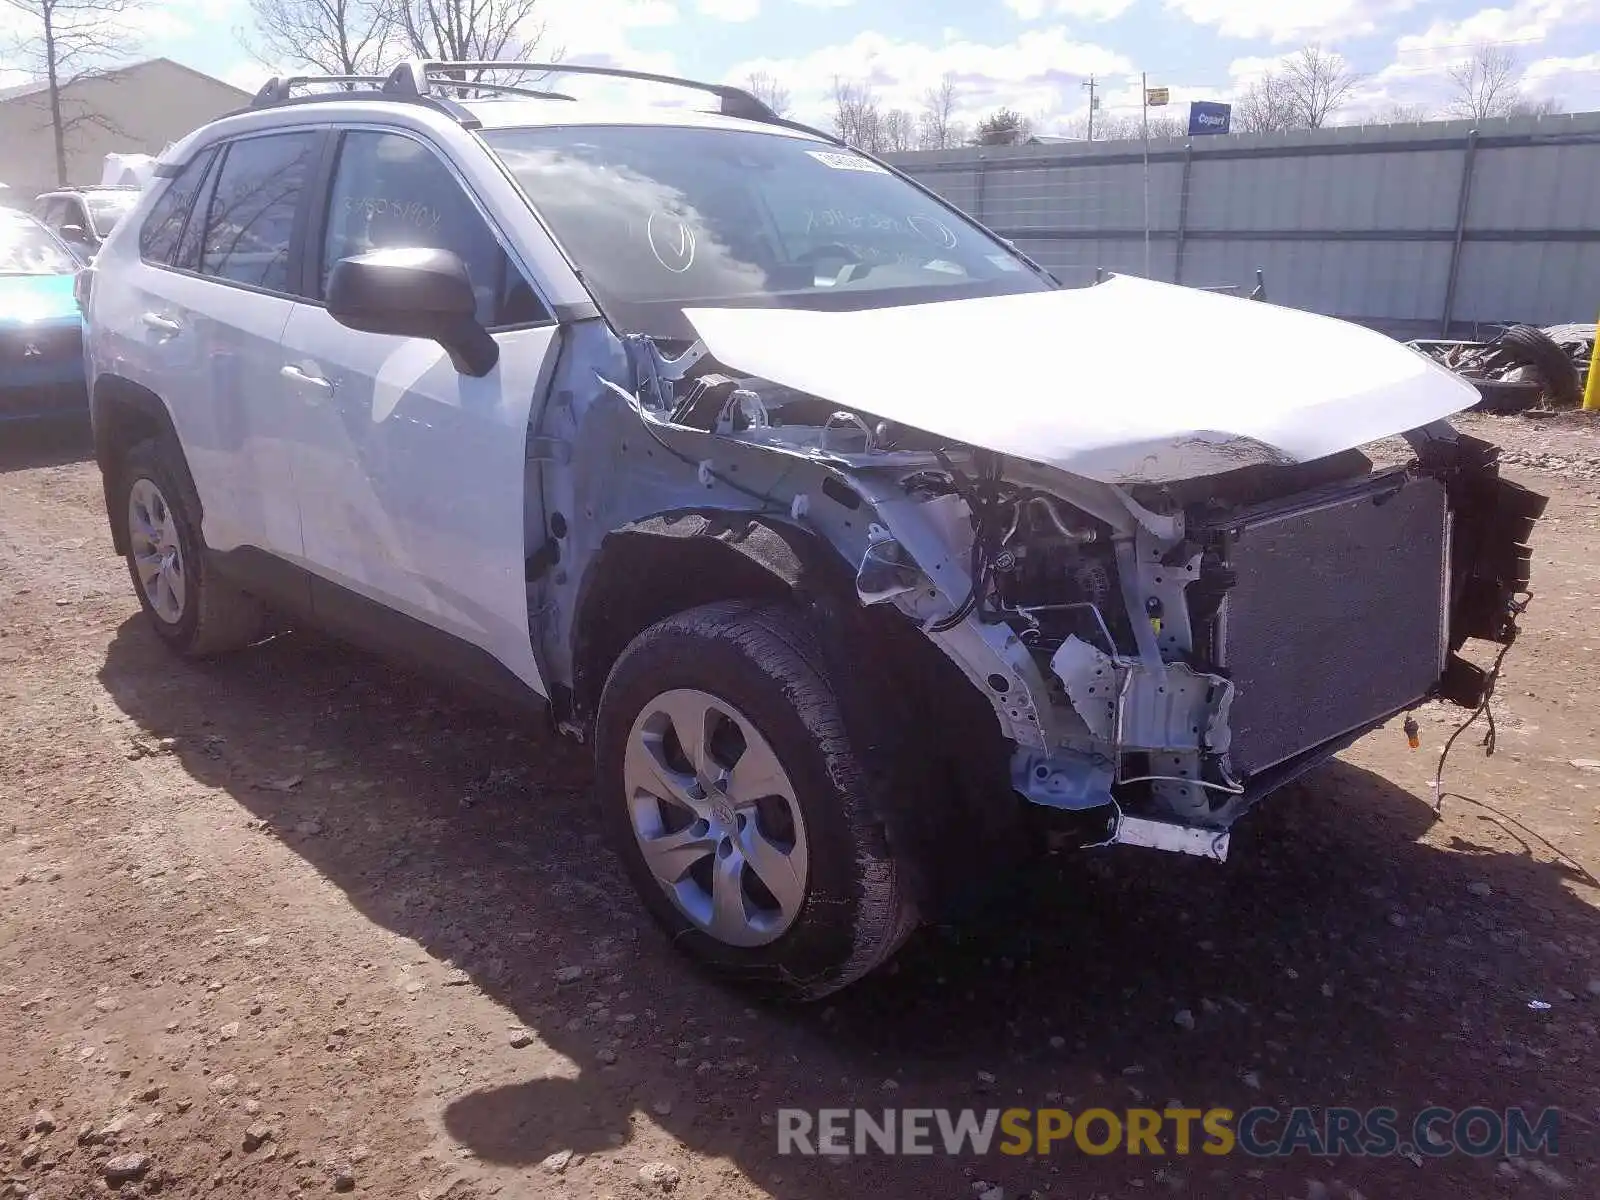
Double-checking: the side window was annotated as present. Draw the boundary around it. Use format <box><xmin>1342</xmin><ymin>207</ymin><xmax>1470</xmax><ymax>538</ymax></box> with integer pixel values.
<box><xmin>319</xmin><ymin>130</ymin><xmax>547</xmax><ymax>328</ymax></box>
<box><xmin>139</xmin><ymin>151</ymin><xmax>215</xmax><ymax>265</ymax></box>
<box><xmin>172</xmin><ymin>158</ymin><xmax>220</xmax><ymax>272</ymax></box>
<box><xmin>63</xmin><ymin>200</ymin><xmax>88</xmax><ymax>233</ymax></box>
<box><xmin>199</xmin><ymin>132</ymin><xmax>318</xmax><ymax>292</ymax></box>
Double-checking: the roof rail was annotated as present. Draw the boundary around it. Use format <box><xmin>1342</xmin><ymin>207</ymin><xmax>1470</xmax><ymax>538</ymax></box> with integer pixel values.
<box><xmin>247</xmin><ymin>71</ymin><xmax>482</xmax><ymax>128</ymax></box>
<box><xmin>384</xmin><ymin>60</ymin><xmax>781</xmax><ymax>123</ymax></box>
<box><xmin>252</xmin><ymin>75</ymin><xmax>390</xmax><ymax>106</ymax></box>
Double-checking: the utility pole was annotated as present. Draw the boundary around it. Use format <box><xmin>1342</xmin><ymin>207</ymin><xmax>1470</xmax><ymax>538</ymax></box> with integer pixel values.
<box><xmin>1141</xmin><ymin>71</ymin><xmax>1150</xmax><ymax>278</ymax></box>
<box><xmin>1082</xmin><ymin>75</ymin><xmax>1097</xmax><ymax>142</ymax></box>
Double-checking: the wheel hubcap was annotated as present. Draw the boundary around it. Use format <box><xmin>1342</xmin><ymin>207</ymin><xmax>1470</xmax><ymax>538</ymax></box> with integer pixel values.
<box><xmin>622</xmin><ymin>688</ymin><xmax>809</xmax><ymax>947</ymax></box>
<box><xmin>128</xmin><ymin>477</ymin><xmax>185</xmax><ymax>624</ymax></box>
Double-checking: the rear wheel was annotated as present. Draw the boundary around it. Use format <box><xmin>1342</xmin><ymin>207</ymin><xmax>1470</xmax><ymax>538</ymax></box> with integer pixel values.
<box><xmin>596</xmin><ymin>602</ymin><xmax>919</xmax><ymax>1000</ymax></box>
<box><xmin>119</xmin><ymin>438</ymin><xmax>264</xmax><ymax>657</ymax></box>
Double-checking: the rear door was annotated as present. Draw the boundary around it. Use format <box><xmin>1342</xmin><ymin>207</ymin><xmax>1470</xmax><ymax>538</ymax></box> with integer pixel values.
<box><xmin>111</xmin><ymin>130</ymin><xmax>323</xmax><ymax>579</ymax></box>
<box><xmin>278</xmin><ymin>126</ymin><xmax>559</xmax><ymax>695</ymax></box>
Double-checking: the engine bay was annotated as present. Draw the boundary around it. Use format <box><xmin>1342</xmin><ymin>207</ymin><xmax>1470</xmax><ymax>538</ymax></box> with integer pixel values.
<box><xmin>634</xmin><ymin>341</ymin><xmax>1546</xmax><ymax>850</ymax></box>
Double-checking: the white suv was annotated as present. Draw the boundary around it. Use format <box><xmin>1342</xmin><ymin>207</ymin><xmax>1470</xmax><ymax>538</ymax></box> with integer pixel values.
<box><xmin>81</xmin><ymin>61</ymin><xmax>1545</xmax><ymax>999</ymax></box>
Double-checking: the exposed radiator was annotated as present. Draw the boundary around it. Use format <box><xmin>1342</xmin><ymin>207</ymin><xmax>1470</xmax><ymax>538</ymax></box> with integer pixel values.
<box><xmin>1213</xmin><ymin>472</ymin><xmax>1450</xmax><ymax>777</ymax></box>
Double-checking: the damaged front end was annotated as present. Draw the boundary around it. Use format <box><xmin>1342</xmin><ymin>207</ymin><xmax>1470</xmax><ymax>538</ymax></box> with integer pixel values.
<box><xmin>606</xmin><ymin>307</ymin><xmax>1546</xmax><ymax>863</ymax></box>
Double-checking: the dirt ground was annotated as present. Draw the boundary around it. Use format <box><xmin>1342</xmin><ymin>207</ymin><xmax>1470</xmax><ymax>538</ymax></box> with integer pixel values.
<box><xmin>2</xmin><ymin>415</ymin><xmax>1598</xmax><ymax>1200</ymax></box>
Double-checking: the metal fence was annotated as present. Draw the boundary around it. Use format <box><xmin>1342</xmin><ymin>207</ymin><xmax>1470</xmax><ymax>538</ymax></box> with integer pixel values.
<box><xmin>885</xmin><ymin>111</ymin><xmax>1600</xmax><ymax>338</ymax></box>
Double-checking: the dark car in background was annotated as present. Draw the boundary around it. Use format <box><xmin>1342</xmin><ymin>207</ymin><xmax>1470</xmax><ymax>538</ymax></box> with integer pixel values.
<box><xmin>0</xmin><ymin>209</ymin><xmax>87</xmax><ymax>424</ymax></box>
<box><xmin>32</xmin><ymin>186</ymin><xmax>141</xmax><ymax>257</ymax></box>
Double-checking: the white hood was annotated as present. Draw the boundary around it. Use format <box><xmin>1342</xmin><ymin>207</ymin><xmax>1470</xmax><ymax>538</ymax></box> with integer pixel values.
<box><xmin>683</xmin><ymin>275</ymin><xmax>1479</xmax><ymax>484</ymax></box>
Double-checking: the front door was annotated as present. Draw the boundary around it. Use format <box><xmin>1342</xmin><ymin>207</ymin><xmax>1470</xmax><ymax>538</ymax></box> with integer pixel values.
<box><xmin>278</xmin><ymin>128</ymin><xmax>559</xmax><ymax>696</ymax></box>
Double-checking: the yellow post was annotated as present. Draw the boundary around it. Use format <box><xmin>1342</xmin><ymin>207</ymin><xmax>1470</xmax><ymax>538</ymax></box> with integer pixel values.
<box><xmin>1586</xmin><ymin>312</ymin><xmax>1600</xmax><ymax>410</ymax></box>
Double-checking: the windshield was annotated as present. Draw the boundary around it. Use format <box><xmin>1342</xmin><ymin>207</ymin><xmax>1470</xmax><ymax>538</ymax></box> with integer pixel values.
<box><xmin>0</xmin><ymin>218</ymin><xmax>76</xmax><ymax>275</ymax></box>
<box><xmin>482</xmin><ymin>125</ymin><xmax>1049</xmax><ymax>339</ymax></box>
<box><xmin>87</xmin><ymin>191</ymin><xmax>139</xmax><ymax>236</ymax></box>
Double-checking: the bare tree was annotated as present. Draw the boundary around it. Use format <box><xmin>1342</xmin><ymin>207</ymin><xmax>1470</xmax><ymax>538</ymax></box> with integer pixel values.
<box><xmin>394</xmin><ymin>0</ymin><xmax>549</xmax><ymax>65</ymax></box>
<box><xmin>1234</xmin><ymin>71</ymin><xmax>1298</xmax><ymax>133</ymax></box>
<box><xmin>1061</xmin><ymin>110</ymin><xmax>1132</xmax><ymax>140</ymax></box>
<box><xmin>1446</xmin><ymin>44</ymin><xmax>1562</xmax><ymax>120</ymax></box>
<box><xmin>1281</xmin><ymin>44</ymin><xmax>1362</xmax><ymax>128</ymax></box>
<box><xmin>1373</xmin><ymin>101</ymin><xmax>1433</xmax><ymax>123</ymax></box>
<box><xmin>1447</xmin><ymin>44</ymin><xmax>1519</xmax><ymax>121</ymax></box>
<box><xmin>879</xmin><ymin>107</ymin><xmax>916</xmax><ymax>152</ymax></box>
<box><xmin>831</xmin><ymin>76</ymin><xmax>882</xmax><ymax>151</ymax></box>
<box><xmin>743</xmin><ymin>69</ymin><xmax>790</xmax><ymax>117</ymax></box>
<box><xmin>917</xmin><ymin>72</ymin><xmax>961</xmax><ymax>149</ymax></box>
<box><xmin>1145</xmin><ymin>113</ymin><xmax>1183</xmax><ymax>138</ymax></box>
<box><xmin>240</xmin><ymin>0</ymin><xmax>394</xmax><ymax>77</ymax></box>
<box><xmin>1</xmin><ymin>0</ymin><xmax>134</xmax><ymax>185</ymax></box>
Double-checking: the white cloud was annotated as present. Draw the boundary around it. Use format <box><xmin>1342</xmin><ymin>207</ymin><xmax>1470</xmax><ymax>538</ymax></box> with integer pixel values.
<box><xmin>221</xmin><ymin>62</ymin><xmax>273</xmax><ymax>93</ymax></box>
<box><xmin>1388</xmin><ymin>0</ymin><xmax>1600</xmax><ymax>57</ymax></box>
<box><xmin>729</xmin><ymin>27</ymin><xmax>1133</xmax><ymax>130</ymax></box>
<box><xmin>539</xmin><ymin>0</ymin><xmax>680</xmax><ymax>73</ymax></box>
<box><xmin>1166</xmin><ymin>0</ymin><xmax>1411</xmax><ymax>43</ymax></box>
<box><xmin>696</xmin><ymin>0</ymin><xmax>760</xmax><ymax>19</ymax></box>
<box><xmin>1008</xmin><ymin>0</ymin><xmax>1137</xmax><ymax>19</ymax></box>
<box><xmin>1522</xmin><ymin>52</ymin><xmax>1600</xmax><ymax>106</ymax></box>
<box><xmin>1340</xmin><ymin>1</ymin><xmax>1600</xmax><ymax>119</ymax></box>
<box><xmin>792</xmin><ymin>0</ymin><xmax>857</xmax><ymax>7</ymax></box>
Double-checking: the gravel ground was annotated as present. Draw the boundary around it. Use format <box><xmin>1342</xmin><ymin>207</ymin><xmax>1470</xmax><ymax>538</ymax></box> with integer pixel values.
<box><xmin>1455</xmin><ymin>411</ymin><xmax>1600</xmax><ymax>482</ymax></box>
<box><xmin>2</xmin><ymin>418</ymin><xmax>1598</xmax><ymax>1200</ymax></box>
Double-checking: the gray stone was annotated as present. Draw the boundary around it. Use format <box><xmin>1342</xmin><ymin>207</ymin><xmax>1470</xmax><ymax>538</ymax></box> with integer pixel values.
<box><xmin>638</xmin><ymin>1161</ymin><xmax>681</xmax><ymax>1190</ymax></box>
<box><xmin>102</xmin><ymin>1152</ymin><xmax>151</xmax><ymax>1184</ymax></box>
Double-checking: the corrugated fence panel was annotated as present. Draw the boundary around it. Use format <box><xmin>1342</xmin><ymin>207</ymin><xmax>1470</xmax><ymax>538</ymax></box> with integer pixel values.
<box><xmin>1454</xmin><ymin>241</ymin><xmax>1600</xmax><ymax>326</ymax></box>
<box><xmin>1182</xmin><ymin>240</ymin><xmax>1452</xmax><ymax>321</ymax></box>
<box><xmin>886</xmin><ymin>113</ymin><xmax>1600</xmax><ymax>334</ymax></box>
<box><xmin>1187</xmin><ymin>150</ymin><xmax>1461</xmax><ymax>232</ymax></box>
<box><xmin>1015</xmin><ymin>238</ymin><xmax>1177</xmax><ymax>286</ymax></box>
<box><xmin>1468</xmin><ymin>142</ymin><xmax>1600</xmax><ymax>231</ymax></box>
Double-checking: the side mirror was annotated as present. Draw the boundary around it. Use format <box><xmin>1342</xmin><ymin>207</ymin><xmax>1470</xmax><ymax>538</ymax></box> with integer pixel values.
<box><xmin>59</xmin><ymin>223</ymin><xmax>88</xmax><ymax>244</ymax></box>
<box><xmin>326</xmin><ymin>247</ymin><xmax>498</xmax><ymax>377</ymax></box>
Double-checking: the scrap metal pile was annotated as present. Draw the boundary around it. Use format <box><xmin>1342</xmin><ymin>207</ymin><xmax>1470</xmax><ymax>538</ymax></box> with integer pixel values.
<box><xmin>1407</xmin><ymin>324</ymin><xmax>1593</xmax><ymax>413</ymax></box>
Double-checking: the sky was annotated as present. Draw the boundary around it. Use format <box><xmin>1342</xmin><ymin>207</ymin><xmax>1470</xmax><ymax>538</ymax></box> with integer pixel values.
<box><xmin>4</xmin><ymin>0</ymin><xmax>1600</xmax><ymax>133</ymax></box>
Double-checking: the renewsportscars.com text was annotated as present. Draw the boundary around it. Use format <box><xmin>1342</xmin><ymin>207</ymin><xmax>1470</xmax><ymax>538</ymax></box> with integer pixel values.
<box><xmin>776</xmin><ymin>1106</ymin><xmax>1560</xmax><ymax>1159</ymax></box>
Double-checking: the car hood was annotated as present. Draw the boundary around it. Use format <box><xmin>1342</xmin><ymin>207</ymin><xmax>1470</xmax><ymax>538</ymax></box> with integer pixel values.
<box><xmin>0</xmin><ymin>273</ymin><xmax>80</xmax><ymax>326</ymax></box>
<box><xmin>683</xmin><ymin>275</ymin><xmax>1478</xmax><ymax>484</ymax></box>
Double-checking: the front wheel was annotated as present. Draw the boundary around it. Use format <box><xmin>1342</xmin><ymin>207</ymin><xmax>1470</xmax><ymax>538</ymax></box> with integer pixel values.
<box><xmin>595</xmin><ymin>601</ymin><xmax>918</xmax><ymax>1000</ymax></box>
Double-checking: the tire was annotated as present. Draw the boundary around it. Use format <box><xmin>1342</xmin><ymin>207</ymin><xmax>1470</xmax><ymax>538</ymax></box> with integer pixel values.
<box><xmin>1495</xmin><ymin>324</ymin><xmax>1582</xmax><ymax>408</ymax></box>
<box><xmin>118</xmin><ymin>437</ymin><xmax>265</xmax><ymax>657</ymax></box>
<box><xmin>595</xmin><ymin>601</ymin><xmax>919</xmax><ymax>1001</ymax></box>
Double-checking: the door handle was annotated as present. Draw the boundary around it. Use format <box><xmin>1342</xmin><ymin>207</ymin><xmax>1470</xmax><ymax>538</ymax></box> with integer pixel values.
<box><xmin>280</xmin><ymin>364</ymin><xmax>334</xmax><ymax>398</ymax></box>
<box><xmin>141</xmin><ymin>312</ymin><xmax>181</xmax><ymax>335</ymax></box>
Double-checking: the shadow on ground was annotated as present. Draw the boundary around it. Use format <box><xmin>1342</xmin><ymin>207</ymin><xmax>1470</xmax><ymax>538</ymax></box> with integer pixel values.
<box><xmin>98</xmin><ymin>617</ymin><xmax>1599</xmax><ymax>1199</ymax></box>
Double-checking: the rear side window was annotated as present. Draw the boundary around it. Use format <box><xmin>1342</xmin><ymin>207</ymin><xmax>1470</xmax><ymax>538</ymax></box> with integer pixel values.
<box><xmin>198</xmin><ymin>132</ymin><xmax>318</xmax><ymax>293</ymax></box>
<box><xmin>139</xmin><ymin>152</ymin><xmax>214</xmax><ymax>265</ymax></box>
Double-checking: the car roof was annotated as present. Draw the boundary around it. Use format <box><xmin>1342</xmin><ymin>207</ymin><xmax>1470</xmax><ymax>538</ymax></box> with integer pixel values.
<box><xmin>455</xmin><ymin>98</ymin><xmax>822</xmax><ymax>139</ymax></box>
